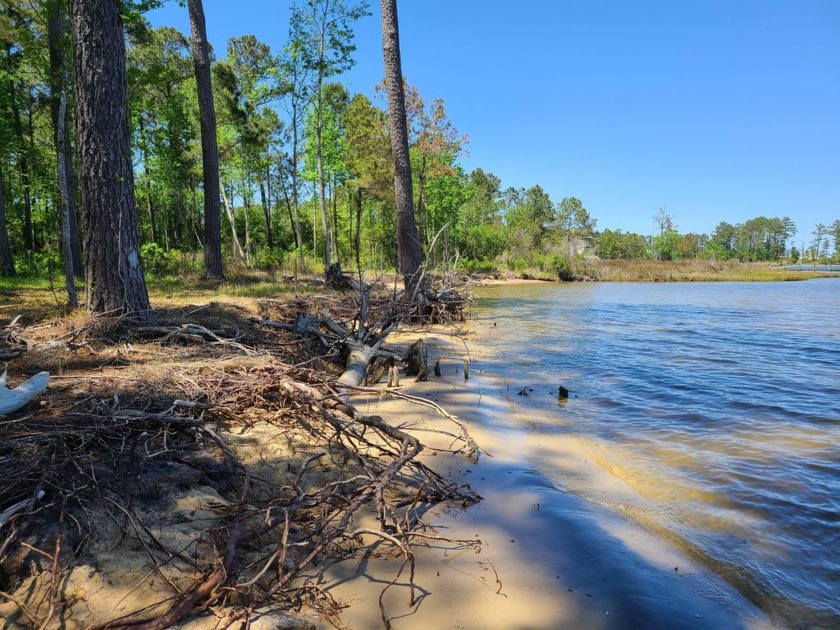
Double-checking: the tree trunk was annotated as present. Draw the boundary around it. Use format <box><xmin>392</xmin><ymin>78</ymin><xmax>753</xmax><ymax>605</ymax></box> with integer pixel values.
<box><xmin>7</xmin><ymin>69</ymin><xmax>33</xmax><ymax>256</ymax></box>
<box><xmin>221</xmin><ymin>182</ymin><xmax>247</xmax><ymax>266</ymax></box>
<box><xmin>0</xmin><ymin>164</ymin><xmax>15</xmax><ymax>276</ymax></box>
<box><xmin>242</xmin><ymin>181</ymin><xmax>252</xmax><ymax>265</ymax></box>
<box><xmin>69</xmin><ymin>0</ymin><xmax>151</xmax><ymax>319</ymax></box>
<box><xmin>187</xmin><ymin>0</ymin><xmax>223</xmax><ymax>280</ymax></box>
<box><xmin>57</xmin><ymin>91</ymin><xmax>78</xmax><ymax>307</ymax></box>
<box><xmin>315</xmin><ymin>75</ymin><xmax>331</xmax><ymax>271</ymax></box>
<box><xmin>47</xmin><ymin>0</ymin><xmax>78</xmax><ymax>306</ymax></box>
<box><xmin>380</xmin><ymin>0</ymin><xmax>422</xmax><ymax>294</ymax></box>
<box><xmin>331</xmin><ymin>174</ymin><xmax>340</xmax><ymax>263</ymax></box>
<box><xmin>290</xmin><ymin>107</ymin><xmax>305</xmax><ymax>270</ymax></box>
<box><xmin>65</xmin><ymin>103</ymin><xmax>84</xmax><ymax>278</ymax></box>
<box><xmin>260</xmin><ymin>171</ymin><xmax>273</xmax><ymax>250</ymax></box>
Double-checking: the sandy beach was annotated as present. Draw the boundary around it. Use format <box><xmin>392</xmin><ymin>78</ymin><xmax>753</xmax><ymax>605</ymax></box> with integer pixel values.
<box><xmin>317</xmin><ymin>323</ymin><xmax>774</xmax><ymax>629</ymax></box>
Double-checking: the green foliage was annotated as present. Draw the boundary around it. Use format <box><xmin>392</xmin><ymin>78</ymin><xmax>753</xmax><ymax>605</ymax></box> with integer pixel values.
<box><xmin>140</xmin><ymin>242</ymin><xmax>181</xmax><ymax>275</ymax></box>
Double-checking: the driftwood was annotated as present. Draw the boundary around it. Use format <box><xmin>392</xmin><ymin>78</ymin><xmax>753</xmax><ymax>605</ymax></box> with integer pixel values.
<box><xmin>0</xmin><ymin>372</ymin><xmax>50</xmax><ymax>416</ymax></box>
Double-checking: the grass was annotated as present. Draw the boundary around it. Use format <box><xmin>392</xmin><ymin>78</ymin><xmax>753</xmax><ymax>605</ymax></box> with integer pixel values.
<box><xmin>593</xmin><ymin>259</ymin><xmax>840</xmax><ymax>282</ymax></box>
<box><xmin>0</xmin><ymin>268</ymin><xmax>333</xmax><ymax>326</ymax></box>
<box><xmin>497</xmin><ymin>259</ymin><xmax>840</xmax><ymax>283</ymax></box>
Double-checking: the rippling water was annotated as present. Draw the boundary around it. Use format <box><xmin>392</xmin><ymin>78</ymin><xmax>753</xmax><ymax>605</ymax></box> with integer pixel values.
<box><xmin>473</xmin><ymin>280</ymin><xmax>840</xmax><ymax>628</ymax></box>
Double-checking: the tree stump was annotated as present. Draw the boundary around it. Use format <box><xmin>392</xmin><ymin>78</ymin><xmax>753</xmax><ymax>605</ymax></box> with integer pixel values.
<box><xmin>433</xmin><ymin>358</ymin><xmax>441</xmax><ymax>377</ymax></box>
<box><xmin>406</xmin><ymin>339</ymin><xmax>427</xmax><ymax>382</ymax></box>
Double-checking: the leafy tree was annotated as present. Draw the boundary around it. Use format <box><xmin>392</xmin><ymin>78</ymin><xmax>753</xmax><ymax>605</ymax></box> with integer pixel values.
<box><xmin>303</xmin><ymin>81</ymin><xmax>349</xmax><ymax>260</ymax></box>
<box><xmin>504</xmin><ymin>185</ymin><xmax>555</xmax><ymax>265</ymax></box>
<box><xmin>129</xmin><ymin>24</ymin><xmax>196</xmax><ymax>252</ymax></box>
<box><xmin>555</xmin><ymin>196</ymin><xmax>596</xmax><ymax>259</ymax></box>
<box><xmin>291</xmin><ymin>0</ymin><xmax>368</xmax><ymax>271</ymax></box>
<box><xmin>652</xmin><ymin>205</ymin><xmax>674</xmax><ymax>260</ymax></box>
<box><xmin>811</xmin><ymin>223</ymin><xmax>829</xmax><ymax>263</ymax></box>
<box><xmin>276</xmin><ymin>31</ymin><xmax>313</xmax><ymax>270</ymax></box>
<box><xmin>829</xmin><ymin>220</ymin><xmax>840</xmax><ymax>261</ymax></box>
<box><xmin>403</xmin><ymin>83</ymin><xmax>466</xmax><ymax>251</ymax></box>
<box><xmin>455</xmin><ymin>168</ymin><xmax>506</xmax><ymax>263</ymax></box>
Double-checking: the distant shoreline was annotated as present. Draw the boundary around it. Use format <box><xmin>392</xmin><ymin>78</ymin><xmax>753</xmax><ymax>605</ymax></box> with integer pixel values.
<box><xmin>466</xmin><ymin>259</ymin><xmax>840</xmax><ymax>284</ymax></box>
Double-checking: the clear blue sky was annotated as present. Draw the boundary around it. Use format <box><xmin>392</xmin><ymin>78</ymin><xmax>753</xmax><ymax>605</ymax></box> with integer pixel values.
<box><xmin>147</xmin><ymin>0</ymin><xmax>840</xmax><ymax>241</ymax></box>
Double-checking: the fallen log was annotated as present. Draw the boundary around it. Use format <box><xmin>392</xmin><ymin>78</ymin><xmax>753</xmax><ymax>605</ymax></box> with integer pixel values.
<box><xmin>0</xmin><ymin>371</ymin><xmax>50</xmax><ymax>416</ymax></box>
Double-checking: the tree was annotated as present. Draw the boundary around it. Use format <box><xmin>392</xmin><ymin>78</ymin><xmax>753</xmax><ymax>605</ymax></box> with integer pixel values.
<box><xmin>830</xmin><ymin>220</ymin><xmax>840</xmax><ymax>261</ymax></box>
<box><xmin>292</xmin><ymin>0</ymin><xmax>368</xmax><ymax>271</ymax></box>
<box><xmin>403</xmin><ymin>83</ymin><xmax>466</xmax><ymax>250</ymax></box>
<box><xmin>0</xmin><ymin>164</ymin><xmax>13</xmax><ymax>275</ymax></box>
<box><xmin>186</xmin><ymin>0</ymin><xmax>223</xmax><ymax>279</ymax></box>
<box><xmin>47</xmin><ymin>0</ymin><xmax>79</xmax><ymax>305</ymax></box>
<box><xmin>277</xmin><ymin>34</ymin><xmax>312</xmax><ymax>270</ymax></box>
<box><xmin>652</xmin><ymin>205</ymin><xmax>674</xmax><ymax>260</ymax></box>
<box><xmin>69</xmin><ymin>0</ymin><xmax>151</xmax><ymax>317</ymax></box>
<box><xmin>381</xmin><ymin>0</ymin><xmax>422</xmax><ymax>292</ymax></box>
<box><xmin>46</xmin><ymin>0</ymin><xmax>83</xmax><ymax>280</ymax></box>
<box><xmin>455</xmin><ymin>168</ymin><xmax>505</xmax><ymax>263</ymax></box>
<box><xmin>811</xmin><ymin>223</ymin><xmax>829</xmax><ymax>264</ymax></box>
<box><xmin>555</xmin><ymin>196</ymin><xmax>596</xmax><ymax>259</ymax></box>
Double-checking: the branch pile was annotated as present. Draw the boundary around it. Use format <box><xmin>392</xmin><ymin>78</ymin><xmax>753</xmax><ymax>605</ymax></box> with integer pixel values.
<box><xmin>0</xmin><ymin>297</ymin><xmax>481</xmax><ymax>629</ymax></box>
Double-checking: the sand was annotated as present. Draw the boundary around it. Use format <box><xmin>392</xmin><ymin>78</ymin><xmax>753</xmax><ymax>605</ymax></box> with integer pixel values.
<box><xmin>315</xmin><ymin>324</ymin><xmax>774</xmax><ymax>629</ymax></box>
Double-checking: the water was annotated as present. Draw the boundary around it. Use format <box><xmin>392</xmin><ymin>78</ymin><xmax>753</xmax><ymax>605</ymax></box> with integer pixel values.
<box><xmin>472</xmin><ymin>279</ymin><xmax>840</xmax><ymax>629</ymax></box>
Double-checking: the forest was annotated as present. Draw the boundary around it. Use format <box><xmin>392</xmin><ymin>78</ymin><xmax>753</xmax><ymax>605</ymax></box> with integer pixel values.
<box><xmin>1</xmin><ymin>0</ymin><xmax>839</xmax><ymax>300</ymax></box>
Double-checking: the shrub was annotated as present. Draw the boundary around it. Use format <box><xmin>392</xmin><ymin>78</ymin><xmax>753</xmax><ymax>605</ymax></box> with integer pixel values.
<box><xmin>140</xmin><ymin>243</ymin><xmax>180</xmax><ymax>275</ymax></box>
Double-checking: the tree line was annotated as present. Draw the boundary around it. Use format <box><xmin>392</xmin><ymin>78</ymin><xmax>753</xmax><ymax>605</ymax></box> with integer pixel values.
<box><xmin>1</xmin><ymin>0</ymin><xmax>838</xmax><ymax>311</ymax></box>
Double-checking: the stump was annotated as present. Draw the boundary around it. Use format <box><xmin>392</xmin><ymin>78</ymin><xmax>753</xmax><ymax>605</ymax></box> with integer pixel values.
<box><xmin>406</xmin><ymin>340</ymin><xmax>428</xmax><ymax>382</ymax></box>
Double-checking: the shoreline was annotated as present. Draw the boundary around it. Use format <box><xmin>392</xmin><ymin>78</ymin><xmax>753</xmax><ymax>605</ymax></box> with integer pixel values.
<box><xmin>320</xmin><ymin>324</ymin><xmax>774</xmax><ymax>629</ymax></box>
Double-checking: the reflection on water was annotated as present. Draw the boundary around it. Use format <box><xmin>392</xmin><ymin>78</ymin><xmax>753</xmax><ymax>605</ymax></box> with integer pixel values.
<box><xmin>473</xmin><ymin>279</ymin><xmax>840</xmax><ymax>628</ymax></box>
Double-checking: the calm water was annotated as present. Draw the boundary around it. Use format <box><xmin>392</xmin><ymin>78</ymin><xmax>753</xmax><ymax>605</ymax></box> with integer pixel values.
<box><xmin>472</xmin><ymin>280</ymin><xmax>840</xmax><ymax>629</ymax></box>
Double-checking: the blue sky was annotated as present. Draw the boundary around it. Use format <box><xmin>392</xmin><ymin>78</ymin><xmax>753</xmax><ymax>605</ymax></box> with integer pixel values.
<box><xmin>148</xmin><ymin>0</ymin><xmax>839</xmax><ymax>241</ymax></box>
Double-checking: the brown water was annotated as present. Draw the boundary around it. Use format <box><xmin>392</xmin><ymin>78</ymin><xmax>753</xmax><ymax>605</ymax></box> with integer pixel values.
<box><xmin>472</xmin><ymin>280</ymin><xmax>840</xmax><ymax>629</ymax></box>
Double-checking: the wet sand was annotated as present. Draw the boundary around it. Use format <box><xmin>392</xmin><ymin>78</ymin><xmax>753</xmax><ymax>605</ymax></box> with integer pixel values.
<box><xmin>314</xmin><ymin>324</ymin><xmax>773</xmax><ymax>629</ymax></box>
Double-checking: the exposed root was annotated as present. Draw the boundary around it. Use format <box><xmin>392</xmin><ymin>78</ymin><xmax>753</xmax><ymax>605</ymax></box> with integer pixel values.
<box><xmin>0</xmin><ymin>293</ymin><xmax>481</xmax><ymax>629</ymax></box>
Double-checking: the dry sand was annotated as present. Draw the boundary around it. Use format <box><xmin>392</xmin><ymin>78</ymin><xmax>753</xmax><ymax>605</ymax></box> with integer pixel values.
<box><xmin>315</xmin><ymin>325</ymin><xmax>774</xmax><ymax>629</ymax></box>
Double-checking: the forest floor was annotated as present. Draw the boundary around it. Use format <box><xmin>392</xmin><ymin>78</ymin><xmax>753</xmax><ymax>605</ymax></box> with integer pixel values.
<box><xmin>0</xmin><ymin>276</ymin><xmax>482</xmax><ymax>629</ymax></box>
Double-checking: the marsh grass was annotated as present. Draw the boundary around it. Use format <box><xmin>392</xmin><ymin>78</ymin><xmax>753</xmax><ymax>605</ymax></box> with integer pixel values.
<box><xmin>594</xmin><ymin>259</ymin><xmax>839</xmax><ymax>282</ymax></box>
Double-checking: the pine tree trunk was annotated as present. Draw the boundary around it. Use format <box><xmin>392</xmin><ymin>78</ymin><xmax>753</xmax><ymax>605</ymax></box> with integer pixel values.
<box><xmin>0</xmin><ymin>165</ymin><xmax>15</xmax><ymax>276</ymax></box>
<box><xmin>380</xmin><ymin>0</ymin><xmax>422</xmax><ymax>294</ymax></box>
<box><xmin>69</xmin><ymin>0</ymin><xmax>151</xmax><ymax>319</ymax></box>
<box><xmin>187</xmin><ymin>0</ymin><xmax>224</xmax><ymax>280</ymax></box>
